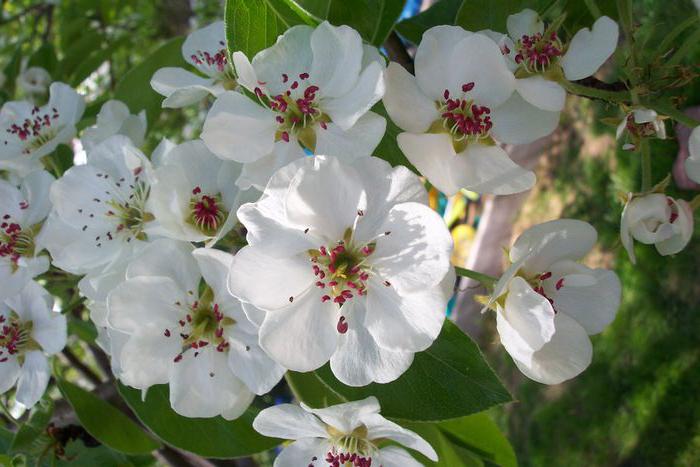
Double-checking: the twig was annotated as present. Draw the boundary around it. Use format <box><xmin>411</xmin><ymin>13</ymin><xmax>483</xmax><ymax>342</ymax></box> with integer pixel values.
<box><xmin>383</xmin><ymin>31</ymin><xmax>414</xmax><ymax>73</ymax></box>
<box><xmin>61</xmin><ymin>347</ymin><xmax>103</xmax><ymax>387</ymax></box>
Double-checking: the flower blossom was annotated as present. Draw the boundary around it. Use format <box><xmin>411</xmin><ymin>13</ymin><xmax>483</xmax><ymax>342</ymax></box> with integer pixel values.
<box><xmin>0</xmin><ymin>82</ymin><xmax>84</xmax><ymax>175</ymax></box>
<box><xmin>383</xmin><ymin>26</ymin><xmax>541</xmax><ymax>196</ymax></box>
<box><xmin>81</xmin><ymin>100</ymin><xmax>147</xmax><ymax>151</ymax></box>
<box><xmin>686</xmin><ymin>126</ymin><xmax>700</xmax><ymax>184</ymax></box>
<box><xmin>17</xmin><ymin>67</ymin><xmax>51</xmax><ymax>98</ymax></box>
<box><xmin>616</xmin><ymin>108</ymin><xmax>666</xmax><ymax>151</ymax></box>
<box><xmin>0</xmin><ymin>281</ymin><xmax>66</xmax><ymax>409</ymax></box>
<box><xmin>107</xmin><ymin>239</ymin><xmax>284</xmax><ymax>419</ymax></box>
<box><xmin>253</xmin><ymin>397</ymin><xmax>437</xmax><ymax>466</ymax></box>
<box><xmin>202</xmin><ymin>21</ymin><xmax>386</xmax><ymax>190</ymax></box>
<box><xmin>151</xmin><ymin>21</ymin><xmax>236</xmax><ymax>108</ymax></box>
<box><xmin>228</xmin><ymin>155</ymin><xmax>454</xmax><ymax>386</ymax></box>
<box><xmin>487</xmin><ymin>219</ymin><xmax>621</xmax><ymax>384</ymax></box>
<box><xmin>0</xmin><ymin>170</ymin><xmax>54</xmax><ymax>301</ymax></box>
<box><xmin>621</xmin><ymin>193</ymin><xmax>693</xmax><ymax>264</ymax></box>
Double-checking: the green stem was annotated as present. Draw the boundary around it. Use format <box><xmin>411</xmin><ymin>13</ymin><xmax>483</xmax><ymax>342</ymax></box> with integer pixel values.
<box><xmin>0</xmin><ymin>399</ymin><xmax>17</xmax><ymax>426</ymax></box>
<box><xmin>583</xmin><ymin>0</ymin><xmax>602</xmax><ymax>18</ymax></box>
<box><xmin>454</xmin><ymin>266</ymin><xmax>497</xmax><ymax>287</ymax></box>
<box><xmin>639</xmin><ymin>139</ymin><xmax>652</xmax><ymax>192</ymax></box>
<box><xmin>560</xmin><ymin>80</ymin><xmax>631</xmax><ymax>103</ymax></box>
<box><xmin>646</xmin><ymin>101</ymin><xmax>700</xmax><ymax>129</ymax></box>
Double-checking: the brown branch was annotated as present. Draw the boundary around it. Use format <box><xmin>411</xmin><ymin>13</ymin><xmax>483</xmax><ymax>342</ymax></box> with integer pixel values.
<box><xmin>61</xmin><ymin>347</ymin><xmax>104</xmax><ymax>387</ymax></box>
<box><xmin>383</xmin><ymin>31</ymin><xmax>414</xmax><ymax>73</ymax></box>
<box><xmin>575</xmin><ymin>76</ymin><xmax>629</xmax><ymax>93</ymax></box>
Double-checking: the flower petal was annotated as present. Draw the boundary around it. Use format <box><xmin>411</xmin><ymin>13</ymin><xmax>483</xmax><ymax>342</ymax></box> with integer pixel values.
<box><xmin>150</xmin><ymin>67</ymin><xmax>216</xmax><ymax>107</ymax></box>
<box><xmin>236</xmin><ymin>140</ymin><xmax>307</xmax><ymax>191</ymax></box>
<box><xmin>362</xmin><ymin>414</ymin><xmax>438</xmax><ymax>461</ymax></box>
<box><xmin>377</xmin><ymin>446</ymin><xmax>425</xmax><ymax>467</ymax></box>
<box><xmin>15</xmin><ymin>351</ymin><xmax>49</xmax><ymax>409</ymax></box>
<box><xmin>490</xmin><ymin>91</ymin><xmax>560</xmax><ymax>144</ymax></box>
<box><xmin>515</xmin><ymin>76</ymin><xmax>566</xmax><ymax>112</ymax></box>
<box><xmin>310</xmin><ymin>22</ymin><xmax>363</xmax><ymax>98</ymax></box>
<box><xmin>415</xmin><ymin>26</ymin><xmax>472</xmax><ymax>100</ymax></box>
<box><xmin>314</xmin><ymin>111</ymin><xmax>386</xmax><ymax>160</ymax></box>
<box><xmin>382</xmin><ymin>61</ymin><xmax>439</xmax><ymax>133</ymax></box>
<box><xmin>274</xmin><ymin>438</ymin><xmax>331</xmax><ymax>466</ymax></box>
<box><xmin>0</xmin><ymin>356</ymin><xmax>20</xmax><ymax>395</ymax></box>
<box><xmin>561</xmin><ymin>16</ymin><xmax>619</xmax><ymax>81</ymax></box>
<box><xmin>181</xmin><ymin>21</ymin><xmax>226</xmax><ymax>78</ymax></box>
<box><xmin>507</xmin><ymin>9</ymin><xmax>544</xmax><ymax>40</ymax></box>
<box><xmin>253</xmin><ymin>404</ymin><xmax>328</xmax><ymax>440</ymax></box>
<box><xmin>686</xmin><ymin>126</ymin><xmax>700</xmax><ymax>184</ymax></box>
<box><xmin>322</xmin><ymin>61</ymin><xmax>384</xmax><ymax>130</ymax></box>
<box><xmin>252</xmin><ymin>26</ymin><xmax>314</xmax><ymax>96</ymax></box>
<box><xmin>125</xmin><ymin>239</ymin><xmax>199</xmax><ymax>293</ymax></box>
<box><xmin>117</xmin><ymin>334</ymin><xmax>177</xmax><ymax>389</ymax></box>
<box><xmin>656</xmin><ymin>199</ymin><xmax>694</xmax><ymax>256</ymax></box>
<box><xmin>226</xmin><ymin>330</ymin><xmax>286</xmax><ymax>395</ymax></box>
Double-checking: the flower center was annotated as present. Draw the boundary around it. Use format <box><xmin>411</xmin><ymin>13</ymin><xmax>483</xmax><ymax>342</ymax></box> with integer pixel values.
<box><xmin>625</xmin><ymin>114</ymin><xmax>658</xmax><ymax>138</ymax></box>
<box><xmin>0</xmin><ymin>209</ymin><xmax>39</xmax><ymax>271</ymax></box>
<box><xmin>430</xmin><ymin>83</ymin><xmax>493</xmax><ymax>152</ymax></box>
<box><xmin>514</xmin><ymin>31</ymin><xmax>563</xmax><ymax>73</ymax></box>
<box><xmin>190</xmin><ymin>42</ymin><xmax>237</xmax><ymax>88</ymax></box>
<box><xmin>0</xmin><ymin>313</ymin><xmax>37</xmax><ymax>363</ymax></box>
<box><xmin>254</xmin><ymin>72</ymin><xmax>329</xmax><ymax>151</ymax></box>
<box><xmin>667</xmin><ymin>197</ymin><xmax>679</xmax><ymax>224</ymax></box>
<box><xmin>320</xmin><ymin>425</ymin><xmax>376</xmax><ymax>467</ymax></box>
<box><xmin>4</xmin><ymin>106</ymin><xmax>62</xmax><ymax>155</ymax></box>
<box><xmin>530</xmin><ymin>271</ymin><xmax>565</xmax><ymax>312</ymax></box>
<box><xmin>187</xmin><ymin>186</ymin><xmax>227</xmax><ymax>236</ymax></box>
<box><xmin>165</xmin><ymin>286</ymin><xmax>235</xmax><ymax>362</ymax></box>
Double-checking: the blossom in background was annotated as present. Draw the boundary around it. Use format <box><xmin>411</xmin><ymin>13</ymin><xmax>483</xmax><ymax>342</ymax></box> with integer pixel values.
<box><xmin>0</xmin><ymin>281</ymin><xmax>66</xmax><ymax>409</ymax></box>
<box><xmin>487</xmin><ymin>219</ymin><xmax>621</xmax><ymax>384</ymax></box>
<box><xmin>107</xmin><ymin>239</ymin><xmax>284</xmax><ymax>419</ymax></box>
<box><xmin>620</xmin><ymin>193</ymin><xmax>693</xmax><ymax>264</ymax></box>
<box><xmin>149</xmin><ymin>140</ymin><xmax>248</xmax><ymax>245</ymax></box>
<box><xmin>0</xmin><ymin>82</ymin><xmax>84</xmax><ymax>175</ymax></box>
<box><xmin>383</xmin><ymin>26</ymin><xmax>540</xmax><ymax>196</ymax></box>
<box><xmin>615</xmin><ymin>108</ymin><xmax>666</xmax><ymax>151</ymax></box>
<box><xmin>38</xmin><ymin>135</ymin><xmax>158</xmax><ymax>275</ymax></box>
<box><xmin>0</xmin><ymin>170</ymin><xmax>54</xmax><ymax>301</ymax></box>
<box><xmin>16</xmin><ymin>67</ymin><xmax>51</xmax><ymax>98</ymax></box>
<box><xmin>686</xmin><ymin>126</ymin><xmax>700</xmax><ymax>184</ymax></box>
<box><xmin>202</xmin><ymin>21</ymin><xmax>386</xmax><ymax>190</ymax></box>
<box><xmin>81</xmin><ymin>100</ymin><xmax>147</xmax><ymax>151</ymax></box>
<box><xmin>228</xmin><ymin>155</ymin><xmax>454</xmax><ymax>386</ymax></box>
<box><xmin>253</xmin><ymin>397</ymin><xmax>437</xmax><ymax>466</ymax></box>
<box><xmin>151</xmin><ymin>21</ymin><xmax>236</xmax><ymax>108</ymax></box>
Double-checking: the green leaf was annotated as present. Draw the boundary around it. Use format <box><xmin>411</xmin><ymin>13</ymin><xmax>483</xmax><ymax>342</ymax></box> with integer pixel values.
<box><xmin>60</xmin><ymin>29</ymin><xmax>105</xmax><ymax>79</ymax></box>
<box><xmin>454</xmin><ymin>0</ymin><xmax>527</xmax><ymax>32</ymax></box>
<box><xmin>57</xmin><ymin>379</ymin><xmax>161</xmax><ymax>455</ymax></box>
<box><xmin>396</xmin><ymin>0</ymin><xmax>464</xmax><ymax>44</ymax></box>
<box><xmin>402</xmin><ymin>422</ymin><xmax>483</xmax><ymax>466</ymax></box>
<box><xmin>285</xmin><ymin>371</ymin><xmax>345</xmax><ymax>408</ymax></box>
<box><xmin>3</xmin><ymin>47</ymin><xmax>23</xmax><ymax>97</ymax></box>
<box><xmin>10</xmin><ymin>398</ymin><xmax>54</xmax><ymax>455</ymax></box>
<box><xmin>314</xmin><ymin>321</ymin><xmax>511</xmax><ymax>422</ymax></box>
<box><xmin>118</xmin><ymin>383</ymin><xmax>280</xmax><ymax>458</ymax></box>
<box><xmin>224</xmin><ymin>0</ymin><xmax>317</xmax><ymax>59</ymax></box>
<box><xmin>27</xmin><ymin>44</ymin><xmax>60</xmax><ymax>78</ymax></box>
<box><xmin>372</xmin><ymin>102</ymin><xmax>419</xmax><ymax>174</ymax></box>
<box><xmin>113</xmin><ymin>37</ymin><xmax>185</xmax><ymax>125</ymax></box>
<box><xmin>439</xmin><ymin>412</ymin><xmax>517</xmax><ymax>467</ymax></box>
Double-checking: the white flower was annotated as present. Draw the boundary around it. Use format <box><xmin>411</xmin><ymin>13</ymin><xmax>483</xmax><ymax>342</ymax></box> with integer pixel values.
<box><xmin>0</xmin><ymin>281</ymin><xmax>66</xmax><ymax>409</ymax></box>
<box><xmin>253</xmin><ymin>397</ymin><xmax>437</xmax><ymax>467</ymax></box>
<box><xmin>487</xmin><ymin>219</ymin><xmax>621</xmax><ymax>384</ymax></box>
<box><xmin>202</xmin><ymin>21</ymin><xmax>386</xmax><ymax>191</ymax></box>
<box><xmin>228</xmin><ymin>155</ymin><xmax>454</xmax><ymax>386</ymax></box>
<box><xmin>686</xmin><ymin>126</ymin><xmax>700</xmax><ymax>184</ymax></box>
<box><xmin>106</xmin><ymin>239</ymin><xmax>284</xmax><ymax>419</ymax></box>
<box><xmin>17</xmin><ymin>67</ymin><xmax>51</xmax><ymax>97</ymax></box>
<box><xmin>382</xmin><ymin>26</ymin><xmax>540</xmax><ymax>196</ymax></box>
<box><xmin>620</xmin><ymin>193</ymin><xmax>693</xmax><ymax>264</ymax></box>
<box><xmin>151</xmin><ymin>21</ymin><xmax>235</xmax><ymax>108</ymax></box>
<box><xmin>500</xmin><ymin>9</ymin><xmax>618</xmax><ymax>113</ymax></box>
<box><xmin>38</xmin><ymin>135</ymin><xmax>158</xmax><ymax>275</ymax></box>
<box><xmin>149</xmin><ymin>140</ymin><xmax>246</xmax><ymax>245</ymax></box>
<box><xmin>615</xmin><ymin>108</ymin><xmax>666</xmax><ymax>151</ymax></box>
<box><xmin>0</xmin><ymin>170</ymin><xmax>54</xmax><ymax>301</ymax></box>
<box><xmin>0</xmin><ymin>83</ymin><xmax>84</xmax><ymax>173</ymax></box>
<box><xmin>81</xmin><ymin>100</ymin><xmax>147</xmax><ymax>151</ymax></box>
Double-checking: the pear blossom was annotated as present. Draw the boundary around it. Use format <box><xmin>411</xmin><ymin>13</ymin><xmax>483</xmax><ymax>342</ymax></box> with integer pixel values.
<box><xmin>0</xmin><ymin>170</ymin><xmax>54</xmax><ymax>301</ymax></box>
<box><xmin>149</xmin><ymin>140</ymin><xmax>246</xmax><ymax>245</ymax></box>
<box><xmin>616</xmin><ymin>108</ymin><xmax>666</xmax><ymax>151</ymax></box>
<box><xmin>383</xmin><ymin>26</ymin><xmax>541</xmax><ymax>196</ymax></box>
<box><xmin>17</xmin><ymin>67</ymin><xmax>51</xmax><ymax>98</ymax></box>
<box><xmin>487</xmin><ymin>219</ymin><xmax>621</xmax><ymax>384</ymax></box>
<box><xmin>202</xmin><ymin>21</ymin><xmax>386</xmax><ymax>190</ymax></box>
<box><xmin>81</xmin><ymin>100</ymin><xmax>147</xmax><ymax>151</ymax></box>
<box><xmin>151</xmin><ymin>21</ymin><xmax>236</xmax><ymax>108</ymax></box>
<box><xmin>686</xmin><ymin>126</ymin><xmax>700</xmax><ymax>184</ymax></box>
<box><xmin>253</xmin><ymin>397</ymin><xmax>437</xmax><ymax>467</ymax></box>
<box><xmin>38</xmin><ymin>135</ymin><xmax>158</xmax><ymax>275</ymax></box>
<box><xmin>0</xmin><ymin>82</ymin><xmax>84</xmax><ymax>175</ymax></box>
<box><xmin>228</xmin><ymin>155</ymin><xmax>454</xmax><ymax>386</ymax></box>
<box><xmin>620</xmin><ymin>193</ymin><xmax>693</xmax><ymax>264</ymax></box>
<box><xmin>496</xmin><ymin>9</ymin><xmax>618</xmax><ymax>114</ymax></box>
<box><xmin>107</xmin><ymin>239</ymin><xmax>285</xmax><ymax>419</ymax></box>
<box><xmin>0</xmin><ymin>281</ymin><xmax>66</xmax><ymax>409</ymax></box>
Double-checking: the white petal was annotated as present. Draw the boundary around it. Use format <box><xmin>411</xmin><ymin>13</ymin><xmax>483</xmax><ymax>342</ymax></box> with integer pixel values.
<box><xmin>15</xmin><ymin>351</ymin><xmax>50</xmax><ymax>409</ymax></box>
<box><xmin>150</xmin><ymin>67</ymin><xmax>215</xmax><ymax>107</ymax></box>
<box><xmin>274</xmin><ymin>438</ymin><xmax>331</xmax><ymax>467</ymax></box>
<box><xmin>258</xmin><ymin>289</ymin><xmax>338</xmax><ymax>372</ymax></box>
<box><xmin>322</xmin><ymin>61</ymin><xmax>384</xmax><ymax>130</ymax></box>
<box><xmin>117</xmin><ymin>334</ymin><xmax>177</xmax><ymax>389</ymax></box>
<box><xmin>415</xmin><ymin>25</ymin><xmax>472</xmax><ymax>100</ymax></box>
<box><xmin>686</xmin><ymin>126</ymin><xmax>700</xmax><ymax>183</ymax></box>
<box><xmin>656</xmin><ymin>199</ymin><xmax>694</xmax><ymax>256</ymax></box>
<box><xmin>232</xmin><ymin>51</ymin><xmax>258</xmax><ymax>91</ymax></box>
<box><xmin>192</xmin><ymin>248</ymin><xmax>233</xmax><ymax>301</ymax></box>
<box><xmin>507</xmin><ymin>9</ymin><xmax>544</xmax><ymax>40</ymax></box>
<box><xmin>201</xmin><ymin>91</ymin><xmax>277</xmax><ymax>162</ymax></box>
<box><xmin>21</xmin><ymin>170</ymin><xmax>54</xmax><ymax>225</ymax></box>
<box><xmin>314</xmin><ymin>111</ymin><xmax>386</xmax><ymax>160</ymax></box>
<box><xmin>515</xmin><ymin>76</ymin><xmax>566</xmax><ymax>112</ymax></box>
<box><xmin>228</xmin><ymin>246</ymin><xmax>314</xmax><ymax>311</ymax></box>
<box><xmin>310</xmin><ymin>22</ymin><xmax>363</xmax><ymax>98</ymax></box>
<box><xmin>490</xmin><ymin>91</ymin><xmax>560</xmax><ymax>144</ymax></box>
<box><xmin>512</xmin><ymin>312</ymin><xmax>593</xmax><ymax>385</ymax></box>
<box><xmin>107</xmin><ymin>276</ymin><xmax>186</xmax><ymax>333</ymax></box>
<box><xmin>302</xmin><ymin>396</ymin><xmax>381</xmax><ymax>432</ymax></box>
<box><xmin>510</xmin><ymin>218</ymin><xmax>598</xmax><ymax>275</ymax></box>
<box><xmin>125</xmin><ymin>239</ymin><xmax>199</xmax><ymax>292</ymax></box>
<box><xmin>330</xmin><ymin>301</ymin><xmax>415</xmax><ymax>386</ymax></box>
<box><xmin>561</xmin><ymin>16</ymin><xmax>619</xmax><ymax>81</ymax></box>
<box><xmin>0</xmin><ymin>356</ymin><xmax>20</xmax><ymax>395</ymax></box>
<box><xmin>226</xmin><ymin>332</ymin><xmax>286</xmax><ymax>395</ymax></box>
<box><xmin>181</xmin><ymin>21</ymin><xmax>227</xmax><ymax>78</ymax></box>
<box><xmin>377</xmin><ymin>446</ymin><xmax>425</xmax><ymax>467</ymax></box>
<box><xmin>252</xmin><ymin>404</ymin><xmax>328</xmax><ymax>440</ymax></box>
<box><xmin>362</xmin><ymin>414</ymin><xmax>438</xmax><ymax>461</ymax></box>
<box><xmin>252</xmin><ymin>26</ymin><xmax>314</xmax><ymax>96</ymax></box>
<box><xmin>382</xmin><ymin>61</ymin><xmax>439</xmax><ymax>133</ymax></box>
<box><xmin>48</xmin><ymin>82</ymin><xmax>85</xmax><ymax>125</ymax></box>
<box><xmin>236</xmin><ymin>141</ymin><xmax>307</xmax><ymax>191</ymax></box>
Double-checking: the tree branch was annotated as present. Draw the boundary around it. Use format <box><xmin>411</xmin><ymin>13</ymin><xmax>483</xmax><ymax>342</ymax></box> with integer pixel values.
<box><xmin>383</xmin><ymin>31</ymin><xmax>413</xmax><ymax>73</ymax></box>
<box><xmin>60</xmin><ymin>347</ymin><xmax>104</xmax><ymax>387</ymax></box>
